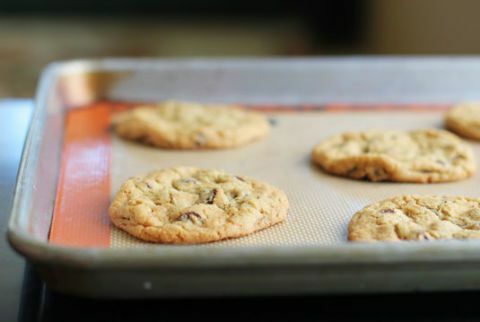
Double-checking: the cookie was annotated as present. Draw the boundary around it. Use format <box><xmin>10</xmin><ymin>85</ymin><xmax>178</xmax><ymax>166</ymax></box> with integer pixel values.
<box><xmin>348</xmin><ymin>195</ymin><xmax>480</xmax><ymax>241</ymax></box>
<box><xmin>112</xmin><ymin>100</ymin><xmax>270</xmax><ymax>149</ymax></box>
<box><xmin>311</xmin><ymin>129</ymin><xmax>476</xmax><ymax>183</ymax></box>
<box><xmin>109</xmin><ymin>167</ymin><xmax>289</xmax><ymax>244</ymax></box>
<box><xmin>445</xmin><ymin>103</ymin><xmax>480</xmax><ymax>140</ymax></box>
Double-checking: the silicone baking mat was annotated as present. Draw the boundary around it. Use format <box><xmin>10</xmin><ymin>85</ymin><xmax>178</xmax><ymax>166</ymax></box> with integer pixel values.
<box><xmin>48</xmin><ymin>103</ymin><xmax>480</xmax><ymax>248</ymax></box>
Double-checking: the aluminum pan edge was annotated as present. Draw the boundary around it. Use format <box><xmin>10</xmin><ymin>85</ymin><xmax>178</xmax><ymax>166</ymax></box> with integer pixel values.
<box><xmin>10</xmin><ymin>229</ymin><xmax>480</xmax><ymax>269</ymax></box>
<box><xmin>7</xmin><ymin>62</ymin><xmax>58</xmax><ymax>243</ymax></box>
<box><xmin>25</xmin><ymin>56</ymin><xmax>480</xmax><ymax>104</ymax></box>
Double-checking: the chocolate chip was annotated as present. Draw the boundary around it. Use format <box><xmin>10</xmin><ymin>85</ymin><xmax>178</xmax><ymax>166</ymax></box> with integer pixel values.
<box><xmin>234</xmin><ymin>176</ymin><xmax>246</xmax><ymax>182</ymax></box>
<box><xmin>380</xmin><ymin>208</ymin><xmax>395</xmax><ymax>214</ymax></box>
<box><xmin>206</xmin><ymin>189</ymin><xmax>217</xmax><ymax>204</ymax></box>
<box><xmin>452</xmin><ymin>154</ymin><xmax>464</xmax><ymax>162</ymax></box>
<box><xmin>418</xmin><ymin>232</ymin><xmax>434</xmax><ymax>240</ymax></box>
<box><xmin>346</xmin><ymin>166</ymin><xmax>358</xmax><ymax>176</ymax></box>
<box><xmin>373</xmin><ymin>168</ymin><xmax>388</xmax><ymax>179</ymax></box>
<box><xmin>268</xmin><ymin>118</ymin><xmax>278</xmax><ymax>126</ymax></box>
<box><xmin>177</xmin><ymin>212</ymin><xmax>203</xmax><ymax>222</ymax></box>
<box><xmin>419</xmin><ymin>169</ymin><xmax>434</xmax><ymax>173</ymax></box>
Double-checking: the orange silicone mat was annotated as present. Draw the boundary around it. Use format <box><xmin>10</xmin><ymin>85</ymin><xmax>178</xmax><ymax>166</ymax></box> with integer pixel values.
<box><xmin>49</xmin><ymin>103</ymin><xmax>480</xmax><ymax>248</ymax></box>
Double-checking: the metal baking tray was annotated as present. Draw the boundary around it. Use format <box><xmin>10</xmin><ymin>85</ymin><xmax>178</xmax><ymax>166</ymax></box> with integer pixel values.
<box><xmin>8</xmin><ymin>57</ymin><xmax>480</xmax><ymax>298</ymax></box>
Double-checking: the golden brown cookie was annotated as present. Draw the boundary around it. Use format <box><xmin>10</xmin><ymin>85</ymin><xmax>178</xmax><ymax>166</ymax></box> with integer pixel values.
<box><xmin>109</xmin><ymin>167</ymin><xmax>289</xmax><ymax>244</ymax></box>
<box><xmin>311</xmin><ymin>129</ymin><xmax>476</xmax><ymax>183</ymax></box>
<box><xmin>349</xmin><ymin>195</ymin><xmax>480</xmax><ymax>241</ymax></box>
<box><xmin>445</xmin><ymin>103</ymin><xmax>480</xmax><ymax>140</ymax></box>
<box><xmin>112</xmin><ymin>100</ymin><xmax>270</xmax><ymax>149</ymax></box>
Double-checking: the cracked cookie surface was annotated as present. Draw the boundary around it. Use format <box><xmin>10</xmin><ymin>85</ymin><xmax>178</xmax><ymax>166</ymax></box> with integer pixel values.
<box><xmin>349</xmin><ymin>195</ymin><xmax>480</xmax><ymax>241</ymax></box>
<box><xmin>311</xmin><ymin>129</ymin><xmax>476</xmax><ymax>183</ymax></box>
<box><xmin>112</xmin><ymin>100</ymin><xmax>270</xmax><ymax>149</ymax></box>
<box><xmin>445</xmin><ymin>103</ymin><xmax>480</xmax><ymax>140</ymax></box>
<box><xmin>108</xmin><ymin>167</ymin><xmax>289</xmax><ymax>244</ymax></box>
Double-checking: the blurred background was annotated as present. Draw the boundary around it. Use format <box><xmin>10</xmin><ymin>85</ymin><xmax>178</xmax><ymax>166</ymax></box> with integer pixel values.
<box><xmin>2</xmin><ymin>0</ymin><xmax>480</xmax><ymax>97</ymax></box>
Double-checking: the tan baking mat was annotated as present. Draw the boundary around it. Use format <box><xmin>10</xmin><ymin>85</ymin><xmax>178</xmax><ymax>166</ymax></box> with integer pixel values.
<box><xmin>109</xmin><ymin>111</ymin><xmax>480</xmax><ymax>248</ymax></box>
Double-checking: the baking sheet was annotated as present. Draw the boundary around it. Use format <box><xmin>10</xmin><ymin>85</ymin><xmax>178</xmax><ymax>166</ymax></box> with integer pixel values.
<box><xmin>49</xmin><ymin>103</ymin><xmax>480</xmax><ymax>248</ymax></box>
<box><xmin>13</xmin><ymin>58</ymin><xmax>480</xmax><ymax>297</ymax></box>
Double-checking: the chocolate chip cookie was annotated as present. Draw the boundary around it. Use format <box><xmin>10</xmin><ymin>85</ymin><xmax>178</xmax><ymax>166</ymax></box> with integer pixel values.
<box><xmin>349</xmin><ymin>195</ymin><xmax>480</xmax><ymax>241</ymax></box>
<box><xmin>109</xmin><ymin>167</ymin><xmax>289</xmax><ymax>244</ymax></box>
<box><xmin>311</xmin><ymin>129</ymin><xmax>476</xmax><ymax>183</ymax></box>
<box><xmin>112</xmin><ymin>100</ymin><xmax>270</xmax><ymax>149</ymax></box>
<box><xmin>445</xmin><ymin>103</ymin><xmax>480</xmax><ymax>140</ymax></box>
